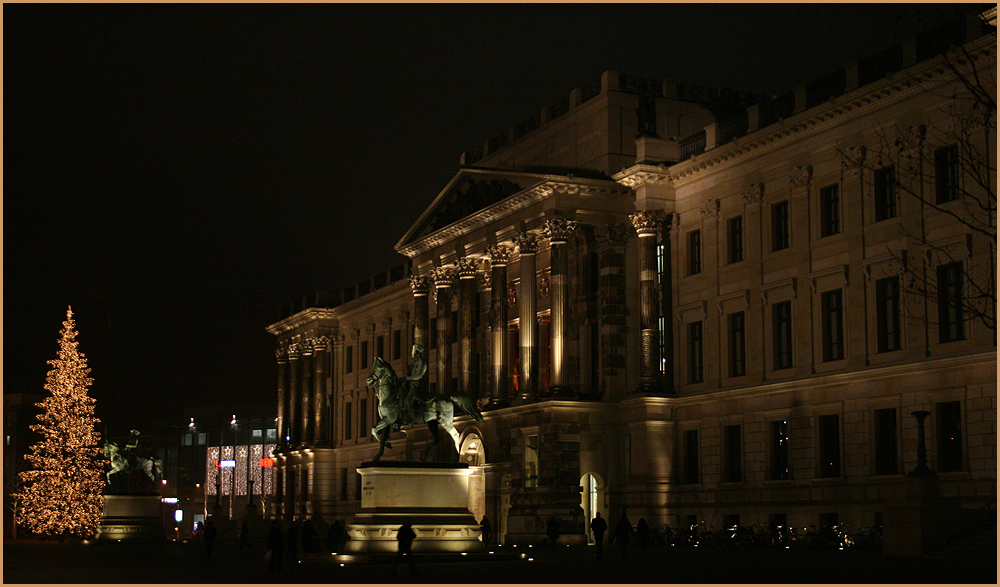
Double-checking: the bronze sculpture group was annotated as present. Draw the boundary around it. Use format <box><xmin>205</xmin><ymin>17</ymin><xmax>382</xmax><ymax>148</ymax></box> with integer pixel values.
<box><xmin>103</xmin><ymin>429</ymin><xmax>163</xmax><ymax>493</ymax></box>
<box><xmin>367</xmin><ymin>344</ymin><xmax>484</xmax><ymax>462</ymax></box>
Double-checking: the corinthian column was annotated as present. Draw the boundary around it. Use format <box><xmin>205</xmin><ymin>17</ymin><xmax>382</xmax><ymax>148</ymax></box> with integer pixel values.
<box><xmin>543</xmin><ymin>218</ymin><xmax>577</xmax><ymax>397</ymax></box>
<box><xmin>487</xmin><ymin>244</ymin><xmax>512</xmax><ymax>408</ymax></box>
<box><xmin>456</xmin><ymin>257</ymin><xmax>479</xmax><ymax>397</ymax></box>
<box><xmin>312</xmin><ymin>336</ymin><xmax>329</xmax><ymax>445</ymax></box>
<box><xmin>287</xmin><ymin>343</ymin><xmax>301</xmax><ymax>445</ymax></box>
<box><xmin>432</xmin><ymin>266</ymin><xmax>457</xmax><ymax>398</ymax></box>
<box><xmin>299</xmin><ymin>343</ymin><xmax>314</xmax><ymax>443</ymax></box>
<box><xmin>276</xmin><ymin>347</ymin><xmax>289</xmax><ymax>446</ymax></box>
<box><xmin>630</xmin><ymin>210</ymin><xmax>666</xmax><ymax>394</ymax></box>
<box><xmin>514</xmin><ymin>231</ymin><xmax>539</xmax><ymax>403</ymax></box>
<box><xmin>409</xmin><ymin>274</ymin><xmax>431</xmax><ymax>350</ymax></box>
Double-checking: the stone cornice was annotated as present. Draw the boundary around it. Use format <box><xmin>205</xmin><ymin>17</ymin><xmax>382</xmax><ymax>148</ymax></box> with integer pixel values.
<box><xmin>396</xmin><ymin>176</ymin><xmax>629</xmax><ymax>258</ymax></box>
<box><xmin>612</xmin><ymin>164</ymin><xmax>673</xmax><ymax>189</ymax></box>
<box><xmin>266</xmin><ymin>308</ymin><xmax>340</xmax><ymax>336</ymax></box>
<box><xmin>668</xmin><ymin>36</ymin><xmax>996</xmax><ymax>183</ymax></box>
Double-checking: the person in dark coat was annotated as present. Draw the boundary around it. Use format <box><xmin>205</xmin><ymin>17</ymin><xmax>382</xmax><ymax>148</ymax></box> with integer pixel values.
<box><xmin>614</xmin><ymin>507</ymin><xmax>633</xmax><ymax>557</ymax></box>
<box><xmin>635</xmin><ymin>517</ymin><xmax>650</xmax><ymax>557</ymax></box>
<box><xmin>286</xmin><ymin>522</ymin><xmax>299</xmax><ymax>562</ymax></box>
<box><xmin>590</xmin><ymin>512</ymin><xmax>608</xmax><ymax>560</ymax></box>
<box><xmin>545</xmin><ymin>517</ymin><xmax>560</xmax><ymax>550</ymax></box>
<box><xmin>203</xmin><ymin>520</ymin><xmax>218</xmax><ymax>558</ymax></box>
<box><xmin>266</xmin><ymin>521</ymin><xmax>284</xmax><ymax>572</ymax></box>
<box><xmin>239</xmin><ymin>519</ymin><xmax>250</xmax><ymax>550</ymax></box>
<box><xmin>392</xmin><ymin>521</ymin><xmax>417</xmax><ymax>576</ymax></box>
<box><xmin>480</xmin><ymin>516</ymin><xmax>492</xmax><ymax>547</ymax></box>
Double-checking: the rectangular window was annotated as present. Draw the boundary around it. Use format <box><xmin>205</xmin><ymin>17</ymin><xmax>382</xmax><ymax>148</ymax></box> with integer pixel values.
<box><xmin>875</xmin><ymin>277</ymin><xmax>902</xmax><ymax>352</ymax></box>
<box><xmin>819</xmin><ymin>184</ymin><xmax>841</xmax><ymax>236</ymax></box>
<box><xmin>343</xmin><ymin>402</ymin><xmax>352</xmax><ymax>441</ymax></box>
<box><xmin>937</xmin><ymin>401</ymin><xmax>963</xmax><ymax>472</ymax></box>
<box><xmin>688</xmin><ymin>230</ymin><xmax>702</xmax><ymax>275</ymax></box>
<box><xmin>818</xmin><ymin>414</ymin><xmax>841</xmax><ymax>478</ymax></box>
<box><xmin>874</xmin><ymin>166</ymin><xmax>897</xmax><ymax>221</ymax></box>
<box><xmin>340</xmin><ymin>468</ymin><xmax>348</xmax><ymax>501</ymax></box>
<box><xmin>345</xmin><ymin>346</ymin><xmax>353</xmax><ymax>373</ymax></box>
<box><xmin>934</xmin><ymin>144</ymin><xmax>960</xmax><ymax>204</ymax></box>
<box><xmin>688</xmin><ymin>321</ymin><xmax>704</xmax><ymax>383</ymax></box>
<box><xmin>772</xmin><ymin>201</ymin><xmax>790</xmax><ymax>250</ymax></box>
<box><xmin>361</xmin><ymin>340</ymin><xmax>369</xmax><ymax>369</ymax></box>
<box><xmin>723</xmin><ymin>424</ymin><xmax>742</xmax><ymax>482</ymax></box>
<box><xmin>524</xmin><ymin>434</ymin><xmax>539</xmax><ymax>488</ymax></box>
<box><xmin>728</xmin><ymin>311</ymin><xmax>746</xmax><ymax>377</ymax></box>
<box><xmin>772</xmin><ymin>301</ymin><xmax>793</xmax><ymax>370</ymax></box>
<box><xmin>393</xmin><ymin>329</ymin><xmax>402</xmax><ymax>360</ymax></box>
<box><xmin>874</xmin><ymin>408</ymin><xmax>898</xmax><ymax>475</ymax></box>
<box><xmin>359</xmin><ymin>399</ymin><xmax>367</xmax><ymax>439</ymax></box>
<box><xmin>266</xmin><ymin>428</ymin><xmax>277</xmax><ymax>442</ymax></box>
<box><xmin>821</xmin><ymin>289</ymin><xmax>844</xmax><ymax>362</ymax></box>
<box><xmin>727</xmin><ymin>216</ymin><xmax>744</xmax><ymax>263</ymax></box>
<box><xmin>376</xmin><ymin>335</ymin><xmax>385</xmax><ymax>359</ymax></box>
<box><xmin>683</xmin><ymin>429</ymin><xmax>699</xmax><ymax>484</ymax></box>
<box><xmin>937</xmin><ymin>263</ymin><xmax>965</xmax><ymax>343</ymax></box>
<box><xmin>769</xmin><ymin>420</ymin><xmax>790</xmax><ymax>480</ymax></box>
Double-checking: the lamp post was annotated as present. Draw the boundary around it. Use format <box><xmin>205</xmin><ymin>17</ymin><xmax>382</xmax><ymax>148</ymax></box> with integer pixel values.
<box><xmin>908</xmin><ymin>410</ymin><xmax>936</xmax><ymax>477</ymax></box>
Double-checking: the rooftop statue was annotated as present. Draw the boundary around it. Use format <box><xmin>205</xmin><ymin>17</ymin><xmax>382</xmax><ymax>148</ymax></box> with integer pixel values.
<box><xmin>103</xmin><ymin>429</ymin><xmax>163</xmax><ymax>493</ymax></box>
<box><xmin>367</xmin><ymin>344</ymin><xmax>484</xmax><ymax>462</ymax></box>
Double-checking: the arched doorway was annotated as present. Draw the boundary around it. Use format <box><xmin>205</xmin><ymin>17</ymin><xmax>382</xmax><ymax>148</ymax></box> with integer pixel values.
<box><xmin>580</xmin><ymin>472</ymin><xmax>605</xmax><ymax>544</ymax></box>
<box><xmin>459</xmin><ymin>432</ymin><xmax>486</xmax><ymax>524</ymax></box>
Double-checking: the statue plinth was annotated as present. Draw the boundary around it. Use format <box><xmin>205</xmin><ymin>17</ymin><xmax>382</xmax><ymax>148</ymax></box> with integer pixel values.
<box><xmin>345</xmin><ymin>462</ymin><xmax>483</xmax><ymax>553</ymax></box>
<box><xmin>94</xmin><ymin>494</ymin><xmax>166</xmax><ymax>542</ymax></box>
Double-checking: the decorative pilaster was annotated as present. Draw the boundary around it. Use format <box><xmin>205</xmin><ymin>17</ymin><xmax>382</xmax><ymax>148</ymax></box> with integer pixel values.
<box><xmin>542</xmin><ymin>218</ymin><xmax>577</xmax><ymax>397</ymax></box>
<box><xmin>514</xmin><ymin>232</ymin><xmax>540</xmax><ymax>404</ymax></box>
<box><xmin>593</xmin><ymin>224</ymin><xmax>630</xmax><ymax>399</ymax></box>
<box><xmin>456</xmin><ymin>257</ymin><xmax>479</xmax><ymax>397</ymax></box>
<box><xmin>486</xmin><ymin>244</ymin><xmax>512</xmax><ymax>408</ymax></box>
<box><xmin>631</xmin><ymin>210</ymin><xmax>666</xmax><ymax>394</ymax></box>
<box><xmin>431</xmin><ymin>266</ymin><xmax>457</xmax><ymax>397</ymax></box>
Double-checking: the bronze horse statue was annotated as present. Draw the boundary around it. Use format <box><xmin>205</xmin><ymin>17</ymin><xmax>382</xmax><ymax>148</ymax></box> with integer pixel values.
<box><xmin>103</xmin><ymin>429</ymin><xmax>162</xmax><ymax>491</ymax></box>
<box><xmin>367</xmin><ymin>355</ymin><xmax>483</xmax><ymax>462</ymax></box>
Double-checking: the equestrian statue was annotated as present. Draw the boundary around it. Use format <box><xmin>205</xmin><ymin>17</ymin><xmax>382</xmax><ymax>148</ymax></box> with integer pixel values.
<box><xmin>367</xmin><ymin>343</ymin><xmax>484</xmax><ymax>462</ymax></box>
<box><xmin>103</xmin><ymin>429</ymin><xmax>163</xmax><ymax>493</ymax></box>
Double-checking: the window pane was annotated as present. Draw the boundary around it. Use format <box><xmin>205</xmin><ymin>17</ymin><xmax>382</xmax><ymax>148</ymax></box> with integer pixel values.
<box><xmin>876</xmin><ymin>277</ymin><xmax>902</xmax><ymax>352</ymax></box>
<box><xmin>724</xmin><ymin>425</ymin><xmax>742</xmax><ymax>482</ymax></box>
<box><xmin>935</xmin><ymin>145</ymin><xmax>960</xmax><ymax>204</ymax></box>
<box><xmin>688</xmin><ymin>231</ymin><xmax>702</xmax><ymax>274</ymax></box>
<box><xmin>684</xmin><ymin>429</ymin><xmax>699</xmax><ymax>484</ymax></box>
<box><xmin>821</xmin><ymin>289</ymin><xmax>844</xmax><ymax>361</ymax></box>
<box><xmin>772</xmin><ymin>201</ymin><xmax>790</xmax><ymax>250</ymax></box>
<box><xmin>772</xmin><ymin>301</ymin><xmax>793</xmax><ymax>370</ymax></box>
<box><xmin>820</xmin><ymin>184</ymin><xmax>840</xmax><ymax>236</ymax></box>
<box><xmin>818</xmin><ymin>414</ymin><xmax>841</xmax><ymax>477</ymax></box>
<box><xmin>688</xmin><ymin>321</ymin><xmax>704</xmax><ymax>383</ymax></box>
<box><xmin>874</xmin><ymin>166</ymin><xmax>897</xmax><ymax>221</ymax></box>
<box><xmin>937</xmin><ymin>263</ymin><xmax>965</xmax><ymax>342</ymax></box>
<box><xmin>874</xmin><ymin>408</ymin><xmax>898</xmax><ymax>475</ymax></box>
<box><xmin>770</xmin><ymin>420</ymin><xmax>790</xmax><ymax>480</ymax></box>
<box><xmin>728</xmin><ymin>216</ymin><xmax>744</xmax><ymax>263</ymax></box>
<box><xmin>728</xmin><ymin>312</ymin><xmax>746</xmax><ymax>377</ymax></box>
<box><xmin>937</xmin><ymin>401</ymin><xmax>963</xmax><ymax>472</ymax></box>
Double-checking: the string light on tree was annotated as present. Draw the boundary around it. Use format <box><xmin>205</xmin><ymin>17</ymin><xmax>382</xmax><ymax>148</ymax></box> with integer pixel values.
<box><xmin>14</xmin><ymin>307</ymin><xmax>106</xmax><ymax>538</ymax></box>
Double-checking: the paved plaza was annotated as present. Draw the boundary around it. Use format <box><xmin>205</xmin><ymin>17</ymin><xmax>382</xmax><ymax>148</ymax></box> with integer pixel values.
<box><xmin>3</xmin><ymin>537</ymin><xmax>995</xmax><ymax>584</ymax></box>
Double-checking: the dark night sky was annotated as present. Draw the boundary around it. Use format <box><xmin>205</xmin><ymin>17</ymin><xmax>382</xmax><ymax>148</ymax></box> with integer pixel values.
<box><xmin>4</xmin><ymin>3</ymin><xmax>974</xmax><ymax>432</ymax></box>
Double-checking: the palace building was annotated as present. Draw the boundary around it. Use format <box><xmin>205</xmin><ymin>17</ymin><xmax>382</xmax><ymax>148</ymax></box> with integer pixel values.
<box><xmin>266</xmin><ymin>11</ymin><xmax>996</xmax><ymax>547</ymax></box>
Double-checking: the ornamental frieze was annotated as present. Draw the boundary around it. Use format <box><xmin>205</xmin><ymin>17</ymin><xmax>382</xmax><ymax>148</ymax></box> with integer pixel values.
<box><xmin>486</xmin><ymin>244</ymin><xmax>513</xmax><ymax>265</ymax></box>
<box><xmin>542</xmin><ymin>218</ymin><xmax>577</xmax><ymax>243</ymax></box>
<box><xmin>595</xmin><ymin>223</ymin><xmax>630</xmax><ymax>247</ymax></box>
<box><xmin>630</xmin><ymin>210</ymin><xmax>666</xmax><ymax>235</ymax></box>
<box><xmin>513</xmin><ymin>231</ymin><xmax>539</xmax><ymax>255</ymax></box>
<box><xmin>789</xmin><ymin>165</ymin><xmax>813</xmax><ymax>188</ymax></box>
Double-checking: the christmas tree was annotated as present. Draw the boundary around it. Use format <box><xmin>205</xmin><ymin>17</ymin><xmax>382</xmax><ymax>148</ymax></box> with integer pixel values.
<box><xmin>14</xmin><ymin>307</ymin><xmax>106</xmax><ymax>538</ymax></box>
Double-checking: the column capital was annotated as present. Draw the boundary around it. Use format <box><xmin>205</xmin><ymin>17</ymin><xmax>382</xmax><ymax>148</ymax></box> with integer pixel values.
<box><xmin>311</xmin><ymin>335</ymin><xmax>330</xmax><ymax>352</ymax></box>
<box><xmin>431</xmin><ymin>266</ymin><xmax>457</xmax><ymax>287</ymax></box>
<box><xmin>409</xmin><ymin>273</ymin><xmax>431</xmax><ymax>295</ymax></box>
<box><xmin>276</xmin><ymin>347</ymin><xmax>289</xmax><ymax>363</ymax></box>
<box><xmin>741</xmin><ymin>183</ymin><xmax>764</xmax><ymax>207</ymax></box>
<box><xmin>382</xmin><ymin>317</ymin><xmax>393</xmax><ymax>331</ymax></box>
<box><xmin>397</xmin><ymin>309</ymin><xmax>411</xmax><ymax>324</ymax></box>
<box><xmin>542</xmin><ymin>218</ymin><xmax>578</xmax><ymax>244</ymax></box>
<box><xmin>486</xmin><ymin>244</ymin><xmax>513</xmax><ymax>265</ymax></box>
<box><xmin>456</xmin><ymin>256</ymin><xmax>480</xmax><ymax>280</ymax></box>
<box><xmin>287</xmin><ymin>343</ymin><xmax>302</xmax><ymax>359</ymax></box>
<box><xmin>839</xmin><ymin>146</ymin><xmax>867</xmax><ymax>176</ymax></box>
<box><xmin>513</xmin><ymin>231</ymin><xmax>539</xmax><ymax>255</ymax></box>
<box><xmin>365</xmin><ymin>322</ymin><xmax>377</xmax><ymax>337</ymax></box>
<box><xmin>596</xmin><ymin>222</ymin><xmax>631</xmax><ymax>246</ymax></box>
<box><xmin>332</xmin><ymin>333</ymin><xmax>345</xmax><ymax>348</ymax></box>
<box><xmin>788</xmin><ymin>164</ymin><xmax>813</xmax><ymax>189</ymax></box>
<box><xmin>630</xmin><ymin>210</ymin><xmax>667</xmax><ymax>236</ymax></box>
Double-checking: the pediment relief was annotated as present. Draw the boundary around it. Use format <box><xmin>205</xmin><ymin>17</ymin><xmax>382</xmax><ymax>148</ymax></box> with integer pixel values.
<box><xmin>425</xmin><ymin>177</ymin><xmax>525</xmax><ymax>236</ymax></box>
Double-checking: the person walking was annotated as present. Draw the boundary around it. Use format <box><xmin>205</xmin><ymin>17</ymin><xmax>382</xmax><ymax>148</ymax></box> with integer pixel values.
<box><xmin>480</xmin><ymin>516</ymin><xmax>492</xmax><ymax>547</ymax></box>
<box><xmin>203</xmin><ymin>520</ymin><xmax>218</xmax><ymax>559</ymax></box>
<box><xmin>266</xmin><ymin>521</ymin><xmax>284</xmax><ymax>572</ymax></box>
<box><xmin>392</xmin><ymin>521</ymin><xmax>417</xmax><ymax>576</ymax></box>
<box><xmin>635</xmin><ymin>517</ymin><xmax>650</xmax><ymax>557</ymax></box>
<box><xmin>546</xmin><ymin>517</ymin><xmax>560</xmax><ymax>550</ymax></box>
<box><xmin>590</xmin><ymin>512</ymin><xmax>608</xmax><ymax>560</ymax></box>
<box><xmin>614</xmin><ymin>507</ymin><xmax>633</xmax><ymax>557</ymax></box>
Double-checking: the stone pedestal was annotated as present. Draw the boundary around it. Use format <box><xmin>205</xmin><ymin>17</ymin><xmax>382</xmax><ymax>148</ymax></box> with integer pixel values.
<box><xmin>95</xmin><ymin>494</ymin><xmax>166</xmax><ymax>541</ymax></box>
<box><xmin>345</xmin><ymin>462</ymin><xmax>483</xmax><ymax>553</ymax></box>
<box><xmin>882</xmin><ymin>476</ymin><xmax>947</xmax><ymax>556</ymax></box>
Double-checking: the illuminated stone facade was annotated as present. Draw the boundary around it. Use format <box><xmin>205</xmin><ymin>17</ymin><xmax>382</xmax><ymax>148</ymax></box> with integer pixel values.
<box><xmin>268</xmin><ymin>13</ymin><xmax>995</xmax><ymax>547</ymax></box>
